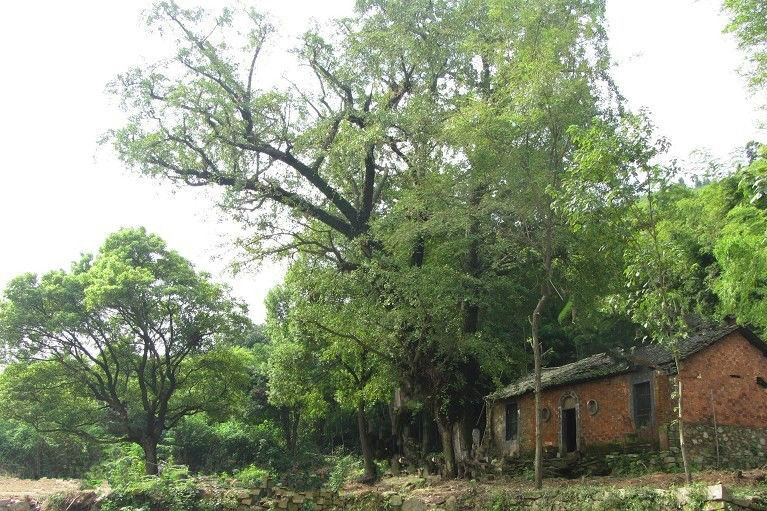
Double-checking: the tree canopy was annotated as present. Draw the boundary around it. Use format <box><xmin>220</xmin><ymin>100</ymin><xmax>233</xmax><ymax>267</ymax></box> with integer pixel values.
<box><xmin>0</xmin><ymin>228</ymin><xmax>251</xmax><ymax>474</ymax></box>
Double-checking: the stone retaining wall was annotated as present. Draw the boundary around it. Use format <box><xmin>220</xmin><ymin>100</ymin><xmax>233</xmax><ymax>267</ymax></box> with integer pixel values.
<box><xmin>0</xmin><ymin>498</ymin><xmax>33</xmax><ymax>511</ymax></box>
<box><xmin>208</xmin><ymin>483</ymin><xmax>766</xmax><ymax>511</ymax></box>
<box><xmin>684</xmin><ymin>423</ymin><xmax>767</xmax><ymax>469</ymax></box>
<box><xmin>211</xmin><ymin>486</ymin><xmax>345</xmax><ymax>511</ymax></box>
<box><xmin>485</xmin><ymin>485</ymin><xmax>767</xmax><ymax>511</ymax></box>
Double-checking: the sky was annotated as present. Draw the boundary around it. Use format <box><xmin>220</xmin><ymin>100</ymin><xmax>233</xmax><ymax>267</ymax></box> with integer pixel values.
<box><xmin>0</xmin><ymin>0</ymin><xmax>762</xmax><ymax>323</ymax></box>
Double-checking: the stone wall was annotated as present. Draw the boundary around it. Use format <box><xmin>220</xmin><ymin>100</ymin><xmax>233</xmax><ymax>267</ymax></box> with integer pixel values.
<box><xmin>683</xmin><ymin>423</ymin><xmax>767</xmax><ymax>469</ymax></box>
<box><xmin>486</xmin><ymin>485</ymin><xmax>767</xmax><ymax>511</ymax></box>
<box><xmin>228</xmin><ymin>484</ymin><xmax>766</xmax><ymax>511</ymax></box>
<box><xmin>35</xmin><ymin>482</ymin><xmax>767</xmax><ymax>511</ymax></box>
<box><xmin>205</xmin><ymin>484</ymin><xmax>345</xmax><ymax>511</ymax></box>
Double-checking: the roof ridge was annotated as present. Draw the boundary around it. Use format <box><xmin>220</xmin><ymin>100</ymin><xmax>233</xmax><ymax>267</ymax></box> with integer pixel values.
<box><xmin>487</xmin><ymin>325</ymin><xmax>760</xmax><ymax>401</ymax></box>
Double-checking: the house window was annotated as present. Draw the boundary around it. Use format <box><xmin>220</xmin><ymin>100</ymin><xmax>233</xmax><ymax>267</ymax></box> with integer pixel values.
<box><xmin>632</xmin><ymin>381</ymin><xmax>652</xmax><ymax>428</ymax></box>
<box><xmin>505</xmin><ymin>401</ymin><xmax>518</xmax><ymax>441</ymax></box>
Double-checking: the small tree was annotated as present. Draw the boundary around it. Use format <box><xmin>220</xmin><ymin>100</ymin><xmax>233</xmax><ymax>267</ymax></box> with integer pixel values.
<box><xmin>566</xmin><ymin>114</ymin><xmax>696</xmax><ymax>483</ymax></box>
<box><xmin>0</xmin><ymin>228</ymin><xmax>250</xmax><ymax>474</ymax></box>
<box><xmin>265</xmin><ymin>263</ymin><xmax>393</xmax><ymax>482</ymax></box>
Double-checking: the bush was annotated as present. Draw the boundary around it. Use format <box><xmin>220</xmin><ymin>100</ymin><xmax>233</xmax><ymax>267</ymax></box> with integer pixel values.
<box><xmin>170</xmin><ymin>416</ymin><xmax>290</xmax><ymax>475</ymax></box>
<box><xmin>325</xmin><ymin>455</ymin><xmax>360</xmax><ymax>492</ymax></box>
<box><xmin>100</xmin><ymin>463</ymin><xmax>201</xmax><ymax>511</ymax></box>
<box><xmin>102</xmin><ymin>477</ymin><xmax>200</xmax><ymax>511</ymax></box>
<box><xmin>0</xmin><ymin>419</ymin><xmax>103</xmax><ymax>479</ymax></box>
<box><xmin>233</xmin><ymin>464</ymin><xmax>272</xmax><ymax>486</ymax></box>
<box><xmin>84</xmin><ymin>444</ymin><xmax>146</xmax><ymax>487</ymax></box>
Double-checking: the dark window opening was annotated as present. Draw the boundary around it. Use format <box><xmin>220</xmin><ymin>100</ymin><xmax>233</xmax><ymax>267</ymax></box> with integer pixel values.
<box><xmin>757</xmin><ymin>377</ymin><xmax>767</xmax><ymax>388</ymax></box>
<box><xmin>633</xmin><ymin>381</ymin><xmax>652</xmax><ymax>428</ymax></box>
<box><xmin>562</xmin><ymin>408</ymin><xmax>577</xmax><ymax>453</ymax></box>
<box><xmin>505</xmin><ymin>401</ymin><xmax>518</xmax><ymax>441</ymax></box>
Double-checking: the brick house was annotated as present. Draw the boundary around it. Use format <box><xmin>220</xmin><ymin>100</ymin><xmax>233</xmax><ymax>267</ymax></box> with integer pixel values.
<box><xmin>484</xmin><ymin>325</ymin><xmax>767</xmax><ymax>466</ymax></box>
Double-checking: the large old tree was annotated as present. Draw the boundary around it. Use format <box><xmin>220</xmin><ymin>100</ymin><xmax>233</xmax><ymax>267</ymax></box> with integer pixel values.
<box><xmin>108</xmin><ymin>0</ymin><xmax>629</xmax><ymax>479</ymax></box>
<box><xmin>0</xmin><ymin>228</ymin><xmax>250</xmax><ymax>474</ymax></box>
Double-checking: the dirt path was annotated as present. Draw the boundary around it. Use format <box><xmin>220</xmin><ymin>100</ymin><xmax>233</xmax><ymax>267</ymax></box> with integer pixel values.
<box><xmin>0</xmin><ymin>477</ymin><xmax>80</xmax><ymax>500</ymax></box>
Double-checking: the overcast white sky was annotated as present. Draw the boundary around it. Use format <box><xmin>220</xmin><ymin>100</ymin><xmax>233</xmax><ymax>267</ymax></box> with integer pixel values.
<box><xmin>0</xmin><ymin>0</ymin><xmax>762</xmax><ymax>322</ymax></box>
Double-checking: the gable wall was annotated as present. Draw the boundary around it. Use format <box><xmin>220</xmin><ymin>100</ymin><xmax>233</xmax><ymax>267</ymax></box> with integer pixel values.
<box><xmin>678</xmin><ymin>331</ymin><xmax>767</xmax><ymax>428</ymax></box>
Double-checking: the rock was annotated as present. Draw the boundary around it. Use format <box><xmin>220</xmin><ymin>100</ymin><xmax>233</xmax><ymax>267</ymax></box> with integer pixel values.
<box><xmin>0</xmin><ymin>499</ymin><xmax>31</xmax><ymax>511</ymax></box>
<box><xmin>402</xmin><ymin>497</ymin><xmax>426</xmax><ymax>511</ymax></box>
<box><xmin>445</xmin><ymin>496</ymin><xmax>458</xmax><ymax>511</ymax></box>
<box><xmin>389</xmin><ymin>494</ymin><xmax>403</xmax><ymax>506</ymax></box>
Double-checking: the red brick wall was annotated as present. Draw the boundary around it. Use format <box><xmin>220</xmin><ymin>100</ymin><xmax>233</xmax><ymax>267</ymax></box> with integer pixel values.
<box><xmin>678</xmin><ymin>332</ymin><xmax>767</xmax><ymax>428</ymax></box>
<box><xmin>517</xmin><ymin>373</ymin><xmax>635</xmax><ymax>451</ymax></box>
<box><xmin>490</xmin><ymin>331</ymin><xmax>767</xmax><ymax>457</ymax></box>
<box><xmin>492</xmin><ymin>370</ymin><xmax>668</xmax><ymax>455</ymax></box>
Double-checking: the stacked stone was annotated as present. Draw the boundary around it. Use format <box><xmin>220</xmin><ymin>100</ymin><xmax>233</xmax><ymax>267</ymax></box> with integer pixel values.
<box><xmin>0</xmin><ymin>498</ymin><xmax>33</xmax><ymax>511</ymax></box>
<box><xmin>210</xmin><ymin>482</ymin><xmax>351</xmax><ymax>511</ymax></box>
<box><xmin>685</xmin><ymin>423</ymin><xmax>767</xmax><ymax>469</ymax></box>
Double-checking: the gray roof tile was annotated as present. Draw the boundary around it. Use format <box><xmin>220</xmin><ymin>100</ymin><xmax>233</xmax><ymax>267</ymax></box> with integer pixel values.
<box><xmin>488</xmin><ymin>325</ymin><xmax>758</xmax><ymax>400</ymax></box>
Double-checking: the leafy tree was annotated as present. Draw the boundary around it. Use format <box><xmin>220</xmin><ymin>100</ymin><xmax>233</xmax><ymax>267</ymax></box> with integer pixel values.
<box><xmin>712</xmin><ymin>147</ymin><xmax>767</xmax><ymax>330</ymax></box>
<box><xmin>105</xmin><ymin>0</ymin><xmax>651</xmax><ymax>482</ymax></box>
<box><xmin>723</xmin><ymin>0</ymin><xmax>767</xmax><ymax>91</ymax></box>
<box><xmin>566</xmin><ymin>114</ymin><xmax>696</xmax><ymax>482</ymax></box>
<box><xmin>445</xmin><ymin>0</ymin><xmax>622</xmax><ymax>487</ymax></box>
<box><xmin>265</xmin><ymin>264</ymin><xmax>393</xmax><ymax>482</ymax></box>
<box><xmin>104</xmin><ymin>0</ymin><xmax>507</xmax><ymax>479</ymax></box>
<box><xmin>0</xmin><ymin>228</ymin><xmax>251</xmax><ymax>474</ymax></box>
<box><xmin>264</xmin><ymin>284</ymin><xmax>331</xmax><ymax>456</ymax></box>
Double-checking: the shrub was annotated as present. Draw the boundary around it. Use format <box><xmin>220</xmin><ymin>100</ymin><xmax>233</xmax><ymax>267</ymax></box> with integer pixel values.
<box><xmin>170</xmin><ymin>416</ymin><xmax>289</xmax><ymax>475</ymax></box>
<box><xmin>84</xmin><ymin>444</ymin><xmax>146</xmax><ymax>488</ymax></box>
<box><xmin>325</xmin><ymin>455</ymin><xmax>360</xmax><ymax>492</ymax></box>
<box><xmin>100</xmin><ymin>464</ymin><xmax>200</xmax><ymax>511</ymax></box>
<box><xmin>234</xmin><ymin>464</ymin><xmax>272</xmax><ymax>487</ymax></box>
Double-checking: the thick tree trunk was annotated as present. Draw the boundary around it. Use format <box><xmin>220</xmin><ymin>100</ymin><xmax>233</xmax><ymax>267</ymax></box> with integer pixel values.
<box><xmin>356</xmin><ymin>400</ymin><xmax>377</xmax><ymax>483</ymax></box>
<box><xmin>421</xmin><ymin>410</ymin><xmax>431</xmax><ymax>458</ymax></box>
<box><xmin>435</xmin><ymin>415</ymin><xmax>457</xmax><ymax>478</ymax></box>
<box><xmin>532</xmin><ymin>294</ymin><xmax>547</xmax><ymax>490</ymax></box>
<box><xmin>675</xmin><ymin>355</ymin><xmax>693</xmax><ymax>484</ymax></box>
<box><xmin>280</xmin><ymin>407</ymin><xmax>300</xmax><ymax>454</ymax></box>
<box><xmin>142</xmin><ymin>438</ymin><xmax>159</xmax><ymax>476</ymax></box>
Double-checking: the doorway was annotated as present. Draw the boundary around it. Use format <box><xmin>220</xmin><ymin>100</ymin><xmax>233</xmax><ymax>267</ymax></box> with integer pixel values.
<box><xmin>562</xmin><ymin>408</ymin><xmax>577</xmax><ymax>453</ymax></box>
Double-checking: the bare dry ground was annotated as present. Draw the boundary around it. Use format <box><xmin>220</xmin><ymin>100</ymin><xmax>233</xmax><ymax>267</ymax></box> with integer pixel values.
<box><xmin>0</xmin><ymin>477</ymin><xmax>80</xmax><ymax>500</ymax></box>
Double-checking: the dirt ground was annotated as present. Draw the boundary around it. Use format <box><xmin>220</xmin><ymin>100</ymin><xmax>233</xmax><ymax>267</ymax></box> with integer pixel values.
<box><xmin>0</xmin><ymin>477</ymin><xmax>81</xmax><ymax>500</ymax></box>
<box><xmin>345</xmin><ymin>469</ymin><xmax>767</xmax><ymax>507</ymax></box>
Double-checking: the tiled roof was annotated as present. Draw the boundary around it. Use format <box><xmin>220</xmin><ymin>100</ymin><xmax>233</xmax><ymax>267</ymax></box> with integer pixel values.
<box><xmin>487</xmin><ymin>325</ymin><xmax>761</xmax><ymax>400</ymax></box>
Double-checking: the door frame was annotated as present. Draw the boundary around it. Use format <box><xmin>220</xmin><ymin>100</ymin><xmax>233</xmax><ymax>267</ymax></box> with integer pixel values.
<box><xmin>558</xmin><ymin>391</ymin><xmax>581</xmax><ymax>456</ymax></box>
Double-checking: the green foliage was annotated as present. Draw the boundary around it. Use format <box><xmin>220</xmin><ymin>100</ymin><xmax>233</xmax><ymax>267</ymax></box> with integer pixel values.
<box><xmin>0</xmin><ymin>418</ymin><xmax>102</xmax><ymax>479</ymax></box>
<box><xmin>100</xmin><ymin>470</ymin><xmax>201</xmax><ymax>511</ymax></box>
<box><xmin>85</xmin><ymin>444</ymin><xmax>147</xmax><ymax>488</ymax></box>
<box><xmin>170</xmin><ymin>415</ymin><xmax>288</xmax><ymax>474</ymax></box>
<box><xmin>233</xmin><ymin>464</ymin><xmax>272</xmax><ymax>487</ymax></box>
<box><xmin>723</xmin><ymin>0</ymin><xmax>767</xmax><ymax>91</ymax></box>
<box><xmin>0</xmin><ymin>228</ymin><xmax>252</xmax><ymax>474</ymax></box>
<box><xmin>325</xmin><ymin>455</ymin><xmax>361</xmax><ymax>492</ymax></box>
